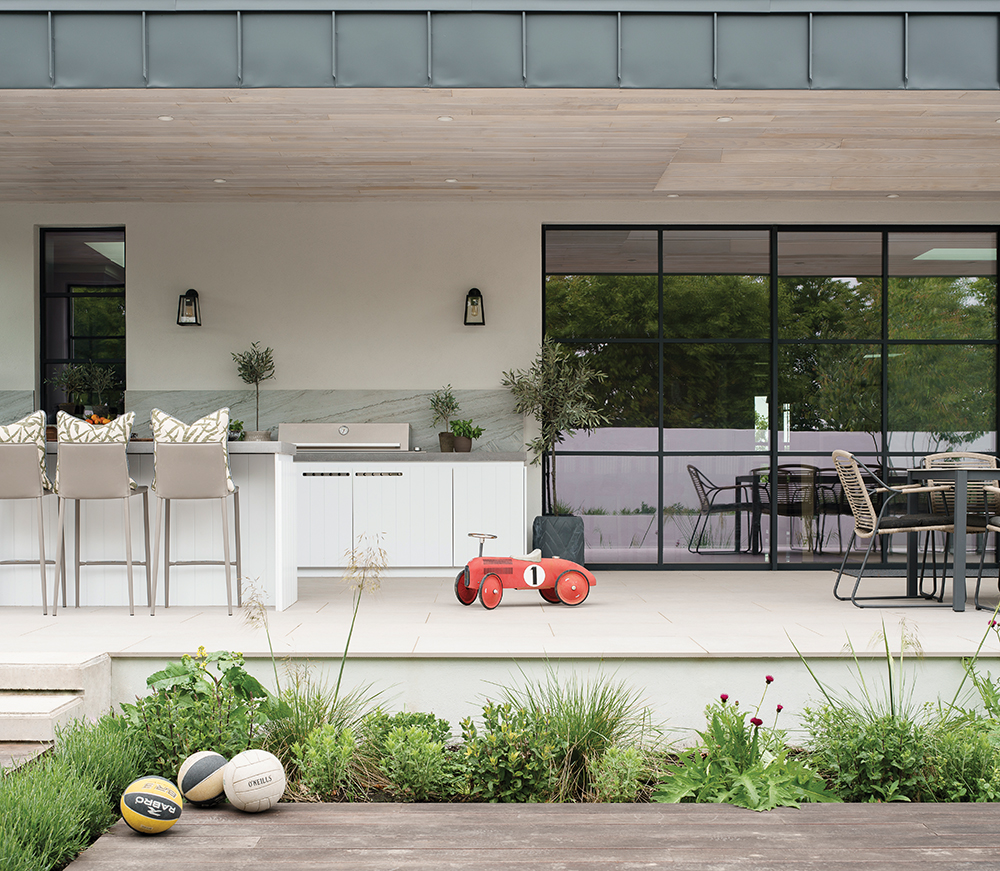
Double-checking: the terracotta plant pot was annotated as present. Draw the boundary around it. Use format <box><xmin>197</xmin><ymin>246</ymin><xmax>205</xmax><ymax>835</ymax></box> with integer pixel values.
<box><xmin>439</xmin><ymin>432</ymin><xmax>455</xmax><ymax>452</ymax></box>
<box><xmin>453</xmin><ymin>435</ymin><xmax>472</xmax><ymax>452</ymax></box>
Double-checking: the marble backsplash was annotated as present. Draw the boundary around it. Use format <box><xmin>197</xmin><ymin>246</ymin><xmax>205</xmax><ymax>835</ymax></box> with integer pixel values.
<box><xmin>125</xmin><ymin>388</ymin><xmax>526</xmax><ymax>453</ymax></box>
<box><xmin>0</xmin><ymin>391</ymin><xmax>35</xmax><ymax>422</ymax></box>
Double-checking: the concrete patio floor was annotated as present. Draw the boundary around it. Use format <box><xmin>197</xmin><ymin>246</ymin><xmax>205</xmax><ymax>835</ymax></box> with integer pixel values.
<box><xmin>4</xmin><ymin>569</ymin><xmax>1000</xmax><ymax>735</ymax></box>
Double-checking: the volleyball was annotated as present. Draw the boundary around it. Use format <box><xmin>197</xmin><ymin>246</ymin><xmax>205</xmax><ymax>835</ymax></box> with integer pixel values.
<box><xmin>223</xmin><ymin>749</ymin><xmax>286</xmax><ymax>813</ymax></box>
<box><xmin>120</xmin><ymin>776</ymin><xmax>183</xmax><ymax>834</ymax></box>
<box><xmin>178</xmin><ymin>751</ymin><xmax>228</xmax><ymax>807</ymax></box>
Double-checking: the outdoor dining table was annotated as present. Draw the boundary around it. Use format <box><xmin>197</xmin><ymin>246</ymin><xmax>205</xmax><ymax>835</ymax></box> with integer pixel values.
<box><xmin>905</xmin><ymin>466</ymin><xmax>997</xmax><ymax>612</ymax></box>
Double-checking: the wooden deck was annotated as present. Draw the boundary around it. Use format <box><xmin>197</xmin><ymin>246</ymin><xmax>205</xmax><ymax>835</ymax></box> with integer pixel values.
<box><xmin>68</xmin><ymin>802</ymin><xmax>1000</xmax><ymax>870</ymax></box>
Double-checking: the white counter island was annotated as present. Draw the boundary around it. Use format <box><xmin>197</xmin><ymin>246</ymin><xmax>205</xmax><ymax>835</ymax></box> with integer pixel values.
<box><xmin>1</xmin><ymin>441</ymin><xmax>297</xmax><ymax>612</ymax></box>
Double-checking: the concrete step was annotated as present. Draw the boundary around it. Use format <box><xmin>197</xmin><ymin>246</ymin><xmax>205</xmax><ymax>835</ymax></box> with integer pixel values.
<box><xmin>0</xmin><ymin>740</ymin><xmax>51</xmax><ymax>770</ymax></box>
<box><xmin>0</xmin><ymin>691</ymin><xmax>84</xmax><ymax>742</ymax></box>
<box><xmin>0</xmin><ymin>652</ymin><xmax>110</xmax><ymax>722</ymax></box>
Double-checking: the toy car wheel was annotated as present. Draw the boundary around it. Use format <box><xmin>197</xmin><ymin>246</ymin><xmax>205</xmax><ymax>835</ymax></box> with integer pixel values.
<box><xmin>555</xmin><ymin>570</ymin><xmax>590</xmax><ymax>606</ymax></box>
<box><xmin>539</xmin><ymin>588</ymin><xmax>561</xmax><ymax>604</ymax></box>
<box><xmin>455</xmin><ymin>570</ymin><xmax>477</xmax><ymax>606</ymax></box>
<box><xmin>479</xmin><ymin>573</ymin><xmax>503</xmax><ymax>610</ymax></box>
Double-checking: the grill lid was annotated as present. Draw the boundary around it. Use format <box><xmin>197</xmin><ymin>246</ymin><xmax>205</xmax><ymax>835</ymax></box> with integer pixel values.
<box><xmin>278</xmin><ymin>423</ymin><xmax>411</xmax><ymax>451</ymax></box>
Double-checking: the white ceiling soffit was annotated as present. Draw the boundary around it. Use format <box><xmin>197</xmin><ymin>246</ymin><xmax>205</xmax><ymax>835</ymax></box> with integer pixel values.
<box><xmin>2</xmin><ymin>88</ymin><xmax>1000</xmax><ymax>203</ymax></box>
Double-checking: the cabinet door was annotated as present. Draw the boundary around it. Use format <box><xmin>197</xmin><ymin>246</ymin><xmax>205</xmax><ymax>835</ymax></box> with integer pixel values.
<box><xmin>453</xmin><ymin>464</ymin><xmax>526</xmax><ymax>565</ymax></box>
<box><xmin>352</xmin><ymin>465</ymin><xmax>453</xmax><ymax>567</ymax></box>
<box><xmin>296</xmin><ymin>467</ymin><xmax>353</xmax><ymax>567</ymax></box>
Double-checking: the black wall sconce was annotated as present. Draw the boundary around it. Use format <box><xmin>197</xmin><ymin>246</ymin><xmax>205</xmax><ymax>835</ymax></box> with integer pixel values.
<box><xmin>177</xmin><ymin>289</ymin><xmax>201</xmax><ymax>326</ymax></box>
<box><xmin>464</xmin><ymin>288</ymin><xmax>485</xmax><ymax>326</ymax></box>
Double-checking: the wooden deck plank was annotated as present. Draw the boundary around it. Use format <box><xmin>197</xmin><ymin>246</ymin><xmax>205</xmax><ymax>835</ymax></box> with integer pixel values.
<box><xmin>67</xmin><ymin>803</ymin><xmax>1000</xmax><ymax>870</ymax></box>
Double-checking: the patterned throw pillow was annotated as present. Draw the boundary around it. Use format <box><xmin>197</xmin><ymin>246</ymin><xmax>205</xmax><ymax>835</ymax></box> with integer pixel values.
<box><xmin>150</xmin><ymin>407</ymin><xmax>234</xmax><ymax>493</ymax></box>
<box><xmin>0</xmin><ymin>410</ymin><xmax>51</xmax><ymax>490</ymax></box>
<box><xmin>56</xmin><ymin>410</ymin><xmax>136</xmax><ymax>490</ymax></box>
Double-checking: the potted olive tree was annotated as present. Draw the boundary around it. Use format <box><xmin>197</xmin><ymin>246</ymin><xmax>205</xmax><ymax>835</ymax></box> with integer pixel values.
<box><xmin>502</xmin><ymin>337</ymin><xmax>607</xmax><ymax>564</ymax></box>
<box><xmin>232</xmin><ymin>341</ymin><xmax>275</xmax><ymax>440</ymax></box>
<box><xmin>83</xmin><ymin>362</ymin><xmax>119</xmax><ymax>417</ymax></box>
<box><xmin>47</xmin><ymin>363</ymin><xmax>88</xmax><ymax>417</ymax></box>
<box><xmin>430</xmin><ymin>385</ymin><xmax>461</xmax><ymax>452</ymax></box>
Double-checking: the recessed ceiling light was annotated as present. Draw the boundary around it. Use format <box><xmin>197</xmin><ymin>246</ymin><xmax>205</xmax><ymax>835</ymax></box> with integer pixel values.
<box><xmin>157</xmin><ymin>115</ymin><xmax>174</xmax><ymax>122</ymax></box>
<box><xmin>213</xmin><ymin>178</ymin><xmax>227</xmax><ymax>184</ymax></box>
<box><xmin>438</xmin><ymin>115</ymin><xmax>454</xmax><ymax>122</ymax></box>
<box><xmin>717</xmin><ymin>116</ymin><xmax>733</xmax><ymax>122</ymax></box>
<box><xmin>666</xmin><ymin>193</ymin><xmax>680</xmax><ymax>198</ymax></box>
<box><xmin>886</xmin><ymin>193</ymin><xmax>899</xmax><ymax>198</ymax></box>
<box><xmin>445</xmin><ymin>178</ymin><xmax>458</xmax><ymax>183</ymax></box>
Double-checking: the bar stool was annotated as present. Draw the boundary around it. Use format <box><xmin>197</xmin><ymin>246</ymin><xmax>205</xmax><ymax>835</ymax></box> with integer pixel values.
<box><xmin>52</xmin><ymin>412</ymin><xmax>151</xmax><ymax>616</ymax></box>
<box><xmin>0</xmin><ymin>417</ymin><xmax>57</xmax><ymax>614</ymax></box>
<box><xmin>150</xmin><ymin>441</ymin><xmax>241</xmax><ymax>615</ymax></box>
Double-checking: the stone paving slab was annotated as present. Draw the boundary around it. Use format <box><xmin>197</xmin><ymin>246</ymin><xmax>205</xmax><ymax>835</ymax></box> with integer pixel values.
<box><xmin>67</xmin><ymin>802</ymin><xmax>1000</xmax><ymax>870</ymax></box>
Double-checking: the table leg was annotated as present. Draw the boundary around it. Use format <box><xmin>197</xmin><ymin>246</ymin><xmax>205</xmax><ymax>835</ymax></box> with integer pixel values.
<box><xmin>906</xmin><ymin>485</ymin><xmax>919</xmax><ymax>598</ymax></box>
<box><xmin>953</xmin><ymin>469</ymin><xmax>968</xmax><ymax>611</ymax></box>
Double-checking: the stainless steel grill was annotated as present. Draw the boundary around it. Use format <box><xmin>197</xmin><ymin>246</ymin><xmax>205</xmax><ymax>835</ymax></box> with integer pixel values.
<box><xmin>278</xmin><ymin>422</ymin><xmax>411</xmax><ymax>452</ymax></box>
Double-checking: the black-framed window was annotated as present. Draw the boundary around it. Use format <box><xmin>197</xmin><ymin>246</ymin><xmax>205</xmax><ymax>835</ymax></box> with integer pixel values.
<box><xmin>544</xmin><ymin>225</ymin><xmax>999</xmax><ymax>570</ymax></box>
<box><xmin>40</xmin><ymin>228</ymin><xmax>126</xmax><ymax>419</ymax></box>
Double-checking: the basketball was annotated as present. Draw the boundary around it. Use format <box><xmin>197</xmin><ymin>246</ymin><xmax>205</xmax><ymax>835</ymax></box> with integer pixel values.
<box><xmin>178</xmin><ymin>751</ymin><xmax>228</xmax><ymax>807</ymax></box>
<box><xmin>120</xmin><ymin>776</ymin><xmax>183</xmax><ymax>834</ymax></box>
<box><xmin>223</xmin><ymin>749</ymin><xmax>286</xmax><ymax>813</ymax></box>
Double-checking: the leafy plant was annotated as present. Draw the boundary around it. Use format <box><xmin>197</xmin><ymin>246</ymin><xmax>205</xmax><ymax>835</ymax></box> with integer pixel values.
<box><xmin>51</xmin><ymin>715</ymin><xmax>145</xmax><ymax>813</ymax></box>
<box><xmin>588</xmin><ymin>745</ymin><xmax>648</xmax><ymax>802</ymax></box>
<box><xmin>231</xmin><ymin>341</ymin><xmax>275</xmax><ymax>431</ymax></box>
<box><xmin>501</xmin><ymin>669</ymin><xmax>656</xmax><ymax>802</ymax></box>
<box><xmin>654</xmin><ymin>678</ymin><xmax>837</xmax><ymax>811</ymax></box>
<box><xmin>82</xmin><ymin>362</ymin><xmax>118</xmax><ymax>406</ymax></box>
<box><xmin>461</xmin><ymin>701</ymin><xmax>555</xmax><ymax>802</ymax></box>
<box><xmin>502</xmin><ymin>337</ymin><xmax>608</xmax><ymax>514</ymax></box>
<box><xmin>382</xmin><ymin>725</ymin><xmax>456</xmax><ymax>801</ymax></box>
<box><xmin>361</xmin><ymin>709</ymin><xmax>453</xmax><ymax>751</ymax></box>
<box><xmin>430</xmin><ymin>385</ymin><xmax>460</xmax><ymax>430</ymax></box>
<box><xmin>119</xmin><ymin>647</ymin><xmax>271</xmax><ymax>777</ymax></box>
<box><xmin>449</xmin><ymin>418</ymin><xmax>484</xmax><ymax>440</ymax></box>
<box><xmin>292</xmin><ymin>724</ymin><xmax>358</xmax><ymax>801</ymax></box>
<box><xmin>228</xmin><ymin>418</ymin><xmax>245</xmax><ymax>441</ymax></box>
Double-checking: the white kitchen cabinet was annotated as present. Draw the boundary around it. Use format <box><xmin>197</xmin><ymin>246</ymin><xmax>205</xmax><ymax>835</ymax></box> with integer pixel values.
<box><xmin>452</xmin><ymin>463</ymin><xmax>527</xmax><ymax>564</ymax></box>
<box><xmin>297</xmin><ymin>468</ymin><xmax>353</xmax><ymax>567</ymax></box>
<box><xmin>294</xmin><ymin>458</ymin><xmax>525</xmax><ymax>571</ymax></box>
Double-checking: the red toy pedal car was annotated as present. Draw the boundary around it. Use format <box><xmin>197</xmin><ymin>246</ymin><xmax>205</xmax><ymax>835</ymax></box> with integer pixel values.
<box><xmin>455</xmin><ymin>533</ymin><xmax>597</xmax><ymax>610</ymax></box>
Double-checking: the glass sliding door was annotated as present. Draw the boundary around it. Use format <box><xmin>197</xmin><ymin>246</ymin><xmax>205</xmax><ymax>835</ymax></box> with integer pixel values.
<box><xmin>544</xmin><ymin>225</ymin><xmax>998</xmax><ymax>570</ymax></box>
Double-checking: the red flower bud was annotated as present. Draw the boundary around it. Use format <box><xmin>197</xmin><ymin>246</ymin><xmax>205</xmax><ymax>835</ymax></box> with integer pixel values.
<box><xmin>776</xmin><ymin>704</ymin><xmax>783</xmax><ymax>713</ymax></box>
<box><xmin>750</xmin><ymin>717</ymin><xmax>763</xmax><ymax>727</ymax></box>
<box><xmin>765</xmin><ymin>675</ymin><xmax>774</xmax><ymax>684</ymax></box>
<box><xmin>720</xmin><ymin>693</ymin><xmax>729</xmax><ymax>703</ymax></box>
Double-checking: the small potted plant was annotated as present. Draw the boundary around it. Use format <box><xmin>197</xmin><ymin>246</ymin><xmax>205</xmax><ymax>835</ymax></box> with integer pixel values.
<box><xmin>232</xmin><ymin>342</ymin><xmax>275</xmax><ymax>440</ymax></box>
<box><xmin>228</xmin><ymin>418</ymin><xmax>246</xmax><ymax>441</ymax></box>
<box><xmin>83</xmin><ymin>362</ymin><xmax>118</xmax><ymax>418</ymax></box>
<box><xmin>430</xmin><ymin>385</ymin><xmax>461</xmax><ymax>452</ymax></box>
<box><xmin>449</xmin><ymin>419</ymin><xmax>484</xmax><ymax>452</ymax></box>
<box><xmin>47</xmin><ymin>363</ymin><xmax>88</xmax><ymax>417</ymax></box>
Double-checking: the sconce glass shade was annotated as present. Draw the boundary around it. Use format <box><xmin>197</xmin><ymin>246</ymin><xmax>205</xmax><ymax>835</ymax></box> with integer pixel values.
<box><xmin>177</xmin><ymin>289</ymin><xmax>201</xmax><ymax>326</ymax></box>
<box><xmin>464</xmin><ymin>287</ymin><xmax>485</xmax><ymax>326</ymax></box>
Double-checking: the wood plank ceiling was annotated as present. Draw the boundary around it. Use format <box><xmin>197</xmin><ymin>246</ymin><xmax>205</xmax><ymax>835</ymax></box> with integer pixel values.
<box><xmin>1</xmin><ymin>87</ymin><xmax>998</xmax><ymax>202</ymax></box>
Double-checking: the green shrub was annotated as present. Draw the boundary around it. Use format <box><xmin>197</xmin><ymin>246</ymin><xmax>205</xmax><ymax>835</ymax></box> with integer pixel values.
<box><xmin>588</xmin><ymin>745</ymin><xmax>647</xmax><ymax>802</ymax></box>
<box><xmin>119</xmin><ymin>648</ymin><xmax>270</xmax><ymax>778</ymax></box>
<box><xmin>0</xmin><ymin>756</ymin><xmax>113</xmax><ymax>869</ymax></box>
<box><xmin>292</xmin><ymin>724</ymin><xmax>358</xmax><ymax>801</ymax></box>
<box><xmin>461</xmin><ymin>702</ymin><xmax>554</xmax><ymax>802</ymax></box>
<box><xmin>382</xmin><ymin>725</ymin><xmax>456</xmax><ymax>801</ymax></box>
<box><xmin>52</xmin><ymin>715</ymin><xmax>145</xmax><ymax>811</ymax></box>
<box><xmin>928</xmin><ymin>723</ymin><xmax>1000</xmax><ymax>802</ymax></box>
<box><xmin>361</xmin><ymin>709</ymin><xmax>453</xmax><ymax>752</ymax></box>
<box><xmin>262</xmin><ymin>669</ymin><xmax>379</xmax><ymax>782</ymax></box>
<box><xmin>654</xmin><ymin>686</ymin><xmax>837</xmax><ymax>811</ymax></box>
<box><xmin>502</xmin><ymin>669</ymin><xmax>655</xmax><ymax>801</ymax></box>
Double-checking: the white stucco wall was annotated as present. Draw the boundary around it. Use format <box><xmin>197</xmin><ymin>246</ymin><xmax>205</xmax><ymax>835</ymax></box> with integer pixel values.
<box><xmin>2</xmin><ymin>196</ymin><xmax>999</xmax><ymax>396</ymax></box>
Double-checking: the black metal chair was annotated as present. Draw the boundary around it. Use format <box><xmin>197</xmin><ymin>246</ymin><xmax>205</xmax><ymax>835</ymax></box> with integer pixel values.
<box><xmin>686</xmin><ymin>464</ymin><xmax>755</xmax><ymax>554</ymax></box>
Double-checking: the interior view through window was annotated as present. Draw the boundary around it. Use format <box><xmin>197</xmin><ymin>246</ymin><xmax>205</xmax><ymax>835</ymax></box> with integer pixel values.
<box><xmin>39</xmin><ymin>227</ymin><xmax>126</xmax><ymax>420</ymax></box>
<box><xmin>544</xmin><ymin>226</ymin><xmax>999</xmax><ymax>570</ymax></box>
